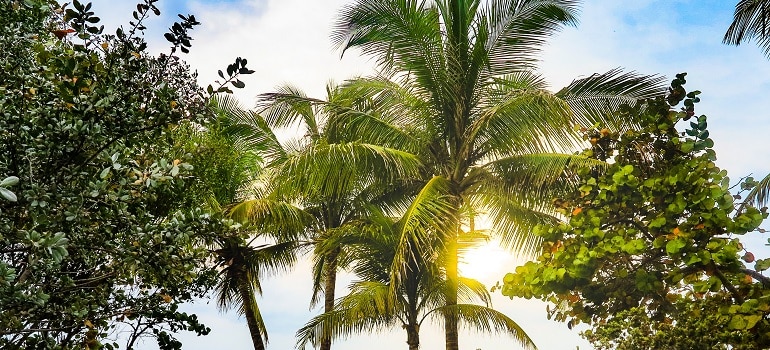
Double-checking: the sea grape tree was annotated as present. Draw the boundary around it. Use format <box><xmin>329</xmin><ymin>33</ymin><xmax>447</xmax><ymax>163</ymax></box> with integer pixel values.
<box><xmin>500</xmin><ymin>74</ymin><xmax>770</xmax><ymax>348</ymax></box>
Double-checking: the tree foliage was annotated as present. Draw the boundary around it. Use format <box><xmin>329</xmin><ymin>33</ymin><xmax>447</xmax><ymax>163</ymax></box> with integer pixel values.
<box><xmin>333</xmin><ymin>1</ymin><xmax>665</xmax><ymax>348</ymax></box>
<box><xmin>500</xmin><ymin>73</ymin><xmax>770</xmax><ymax>348</ymax></box>
<box><xmin>249</xmin><ymin>82</ymin><xmax>424</xmax><ymax>350</ymax></box>
<box><xmin>583</xmin><ymin>298</ymin><xmax>758</xmax><ymax>350</ymax></box>
<box><xmin>724</xmin><ymin>0</ymin><xmax>770</xmax><ymax>58</ymax></box>
<box><xmin>0</xmin><ymin>1</ymin><xmax>254</xmax><ymax>348</ymax></box>
<box><xmin>295</xmin><ymin>206</ymin><xmax>536</xmax><ymax>350</ymax></box>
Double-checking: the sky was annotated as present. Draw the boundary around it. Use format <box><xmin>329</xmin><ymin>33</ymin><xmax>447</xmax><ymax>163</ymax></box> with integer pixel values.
<box><xmin>84</xmin><ymin>0</ymin><xmax>770</xmax><ymax>349</ymax></box>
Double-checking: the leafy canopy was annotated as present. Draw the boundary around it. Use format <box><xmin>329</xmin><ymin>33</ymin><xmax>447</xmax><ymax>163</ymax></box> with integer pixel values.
<box><xmin>500</xmin><ymin>73</ymin><xmax>770</xmax><ymax>348</ymax></box>
<box><xmin>0</xmin><ymin>0</ymin><xmax>254</xmax><ymax>348</ymax></box>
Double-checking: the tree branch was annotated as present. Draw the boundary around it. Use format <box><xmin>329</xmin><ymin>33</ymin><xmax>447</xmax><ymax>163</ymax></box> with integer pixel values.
<box><xmin>710</xmin><ymin>262</ymin><xmax>744</xmax><ymax>304</ymax></box>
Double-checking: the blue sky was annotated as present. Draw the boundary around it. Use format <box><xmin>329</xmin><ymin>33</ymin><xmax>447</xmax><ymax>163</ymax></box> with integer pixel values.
<box><xmin>87</xmin><ymin>0</ymin><xmax>770</xmax><ymax>349</ymax></box>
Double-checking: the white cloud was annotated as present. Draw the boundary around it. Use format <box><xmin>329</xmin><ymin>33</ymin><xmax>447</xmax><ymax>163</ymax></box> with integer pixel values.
<box><xmin>177</xmin><ymin>0</ymin><xmax>375</xmax><ymax>106</ymax></box>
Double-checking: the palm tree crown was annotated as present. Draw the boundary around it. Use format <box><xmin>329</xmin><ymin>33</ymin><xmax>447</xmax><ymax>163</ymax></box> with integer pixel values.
<box><xmin>296</xmin><ymin>208</ymin><xmax>536</xmax><ymax>350</ymax></box>
<box><xmin>332</xmin><ymin>1</ymin><xmax>664</xmax><ymax>349</ymax></box>
<box><xmin>232</xmin><ymin>82</ymin><xmax>425</xmax><ymax>350</ymax></box>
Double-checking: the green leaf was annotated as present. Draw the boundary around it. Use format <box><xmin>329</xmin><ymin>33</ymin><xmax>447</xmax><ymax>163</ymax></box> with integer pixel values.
<box><xmin>728</xmin><ymin>315</ymin><xmax>748</xmax><ymax>330</ymax></box>
<box><xmin>680</xmin><ymin>141</ymin><xmax>694</xmax><ymax>153</ymax></box>
<box><xmin>649</xmin><ymin>216</ymin><xmax>666</xmax><ymax>228</ymax></box>
<box><xmin>755</xmin><ymin>258</ymin><xmax>770</xmax><ymax>272</ymax></box>
<box><xmin>0</xmin><ymin>187</ymin><xmax>17</xmax><ymax>202</ymax></box>
<box><xmin>666</xmin><ymin>237</ymin><xmax>687</xmax><ymax>255</ymax></box>
<box><xmin>745</xmin><ymin>314</ymin><xmax>762</xmax><ymax>329</ymax></box>
<box><xmin>0</xmin><ymin>176</ymin><xmax>19</xmax><ymax>187</ymax></box>
<box><xmin>621</xmin><ymin>239</ymin><xmax>645</xmax><ymax>254</ymax></box>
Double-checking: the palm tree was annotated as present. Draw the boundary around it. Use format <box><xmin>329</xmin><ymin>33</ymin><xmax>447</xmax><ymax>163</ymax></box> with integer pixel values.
<box><xmin>331</xmin><ymin>1</ymin><xmax>665</xmax><ymax>349</ymax></box>
<box><xmin>724</xmin><ymin>0</ymin><xmax>770</xmax><ymax>57</ymax></box>
<box><xmin>296</xmin><ymin>204</ymin><xmax>535</xmax><ymax>350</ymax></box>
<box><xmin>229</xmin><ymin>83</ymin><xmax>422</xmax><ymax>350</ymax></box>
<box><xmin>215</xmin><ymin>195</ymin><xmax>314</xmax><ymax>350</ymax></box>
<box><xmin>212</xmin><ymin>234</ymin><xmax>298</xmax><ymax>350</ymax></box>
<box><xmin>205</xmin><ymin>96</ymin><xmax>313</xmax><ymax>349</ymax></box>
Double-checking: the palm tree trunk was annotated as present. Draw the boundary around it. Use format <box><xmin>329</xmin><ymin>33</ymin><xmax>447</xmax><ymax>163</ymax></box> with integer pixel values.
<box><xmin>406</xmin><ymin>256</ymin><xmax>421</xmax><ymax>350</ymax></box>
<box><xmin>444</xmin><ymin>235</ymin><xmax>459</xmax><ymax>350</ymax></box>
<box><xmin>406</xmin><ymin>322</ymin><xmax>420</xmax><ymax>350</ymax></box>
<box><xmin>238</xmin><ymin>276</ymin><xmax>266</xmax><ymax>350</ymax></box>
<box><xmin>320</xmin><ymin>248</ymin><xmax>340</xmax><ymax>350</ymax></box>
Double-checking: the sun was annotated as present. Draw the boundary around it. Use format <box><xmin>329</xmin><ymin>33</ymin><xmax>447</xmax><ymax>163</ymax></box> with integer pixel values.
<box><xmin>458</xmin><ymin>240</ymin><xmax>516</xmax><ymax>284</ymax></box>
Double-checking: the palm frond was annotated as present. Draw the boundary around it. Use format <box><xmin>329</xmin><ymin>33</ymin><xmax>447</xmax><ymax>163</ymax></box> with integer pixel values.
<box><xmin>215</xmin><ymin>269</ymin><xmax>241</xmax><ymax>312</ymax></box>
<box><xmin>212</xmin><ymin>237</ymin><xmax>300</xmax><ymax>347</ymax></box>
<box><xmin>555</xmin><ymin>68</ymin><xmax>666</xmax><ymax>131</ymax></box>
<box><xmin>724</xmin><ymin>0</ymin><xmax>770</xmax><ymax>58</ymax></box>
<box><xmin>484</xmin><ymin>152</ymin><xmax>606</xmax><ymax>195</ymax></box>
<box><xmin>309</xmin><ymin>251</ymin><xmax>326</xmax><ymax>309</ymax></box>
<box><xmin>333</xmin><ymin>0</ymin><xmax>450</xmax><ymax>97</ymax></box>
<box><xmin>250</xmin><ymin>240</ymin><xmax>301</xmax><ymax>277</ymax></box>
<box><xmin>434</xmin><ymin>303</ymin><xmax>537</xmax><ymax>350</ymax></box>
<box><xmin>745</xmin><ymin>172</ymin><xmax>770</xmax><ymax>209</ymax></box>
<box><xmin>214</xmin><ymin>238</ymin><xmax>299</xmax><ymax>290</ymax></box>
<box><xmin>472</xmin><ymin>188</ymin><xmax>559</xmax><ymax>256</ymax></box>
<box><xmin>258</xmin><ymin>84</ymin><xmax>322</xmax><ymax>137</ymax></box>
<box><xmin>227</xmin><ymin>199</ymin><xmax>312</xmax><ymax>240</ymax></box>
<box><xmin>213</xmin><ymin>94</ymin><xmax>286</xmax><ymax>167</ymax></box>
<box><xmin>457</xmin><ymin>276</ymin><xmax>493</xmax><ymax>306</ymax></box>
<box><xmin>211</xmin><ymin>93</ymin><xmax>244</xmax><ymax>115</ymax></box>
<box><xmin>325</xmin><ymin>101</ymin><xmax>423</xmax><ymax>154</ymax></box>
<box><xmin>490</xmin><ymin>70</ymin><xmax>551</xmax><ymax>90</ymax></box>
<box><xmin>313</xmin><ymin>224</ymin><xmax>371</xmax><ymax>271</ymax></box>
<box><xmin>391</xmin><ymin>176</ymin><xmax>457</xmax><ymax>287</ymax></box>
<box><xmin>215</xmin><ymin>276</ymin><xmax>270</xmax><ymax>345</ymax></box>
<box><xmin>481</xmin><ymin>0</ymin><xmax>580</xmax><ymax>75</ymax></box>
<box><xmin>296</xmin><ymin>281</ymin><xmax>397</xmax><ymax>349</ymax></box>
<box><xmin>340</xmin><ymin>208</ymin><xmax>403</xmax><ymax>283</ymax></box>
<box><xmin>272</xmin><ymin>142</ymin><xmax>422</xmax><ymax>200</ymax></box>
<box><xmin>238</xmin><ymin>276</ymin><xmax>270</xmax><ymax>344</ymax></box>
<box><xmin>474</xmin><ymin>87</ymin><xmax>576</xmax><ymax>156</ymax></box>
<box><xmin>345</xmin><ymin>177</ymin><xmax>423</xmax><ymax>220</ymax></box>
<box><xmin>337</xmin><ymin>76</ymin><xmax>434</xmax><ymax>129</ymax></box>
<box><xmin>339</xmin><ymin>281</ymin><xmax>397</xmax><ymax>313</ymax></box>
